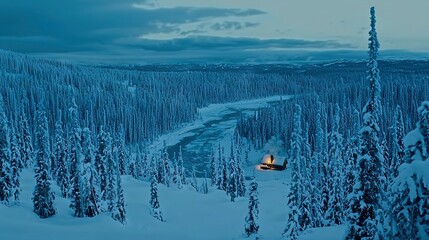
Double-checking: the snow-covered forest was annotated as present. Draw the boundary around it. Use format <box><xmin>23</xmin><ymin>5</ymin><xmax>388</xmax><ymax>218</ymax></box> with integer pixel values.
<box><xmin>0</xmin><ymin>6</ymin><xmax>428</xmax><ymax>240</ymax></box>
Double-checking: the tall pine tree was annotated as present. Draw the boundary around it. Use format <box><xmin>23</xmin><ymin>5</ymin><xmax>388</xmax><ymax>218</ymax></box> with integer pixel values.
<box><xmin>326</xmin><ymin>104</ymin><xmax>344</xmax><ymax>225</ymax></box>
<box><xmin>346</xmin><ymin>7</ymin><xmax>385</xmax><ymax>239</ymax></box>
<box><xmin>81</xmin><ymin>126</ymin><xmax>101</xmax><ymax>217</ymax></box>
<box><xmin>18</xmin><ymin>105</ymin><xmax>33</xmax><ymax>168</ymax></box>
<box><xmin>283</xmin><ymin>105</ymin><xmax>302</xmax><ymax>240</ymax></box>
<box><xmin>68</xmin><ymin>100</ymin><xmax>84</xmax><ymax>217</ymax></box>
<box><xmin>245</xmin><ymin>178</ymin><xmax>260</xmax><ymax>237</ymax></box>
<box><xmin>96</xmin><ymin>126</ymin><xmax>108</xmax><ymax>201</ymax></box>
<box><xmin>10</xmin><ymin>124</ymin><xmax>21</xmax><ymax>203</ymax></box>
<box><xmin>32</xmin><ymin>101</ymin><xmax>56</xmax><ymax>218</ymax></box>
<box><xmin>54</xmin><ymin>112</ymin><xmax>69</xmax><ymax>198</ymax></box>
<box><xmin>150</xmin><ymin>156</ymin><xmax>164</xmax><ymax>222</ymax></box>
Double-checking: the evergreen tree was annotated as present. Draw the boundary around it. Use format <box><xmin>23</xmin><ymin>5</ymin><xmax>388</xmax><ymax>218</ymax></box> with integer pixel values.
<box><xmin>54</xmin><ymin>113</ymin><xmax>69</xmax><ymax>198</ymax></box>
<box><xmin>245</xmin><ymin>178</ymin><xmax>260</xmax><ymax>237</ymax></box>
<box><xmin>320</xmin><ymin>104</ymin><xmax>330</xmax><ymax>220</ymax></box>
<box><xmin>143</xmin><ymin>152</ymin><xmax>150</xmax><ymax>178</ymax></box>
<box><xmin>175</xmin><ymin>160</ymin><xmax>183</xmax><ymax>189</ymax></box>
<box><xmin>69</xmin><ymin>100</ymin><xmax>84</xmax><ymax>217</ymax></box>
<box><xmin>129</xmin><ymin>156</ymin><xmax>137</xmax><ymax>179</ymax></box>
<box><xmin>32</xmin><ymin>101</ymin><xmax>56</xmax><ymax>218</ymax></box>
<box><xmin>190</xmin><ymin>166</ymin><xmax>198</xmax><ymax>191</ymax></box>
<box><xmin>344</xmin><ymin>110</ymin><xmax>360</xmax><ymax>206</ymax></box>
<box><xmin>10</xmin><ymin>124</ymin><xmax>21</xmax><ymax>203</ymax></box>
<box><xmin>161</xmin><ymin>142</ymin><xmax>171</xmax><ymax>186</ymax></box>
<box><xmin>310</xmin><ymin>102</ymin><xmax>324</xmax><ymax>227</ymax></box>
<box><xmin>150</xmin><ymin>157</ymin><xmax>164</xmax><ymax>222</ymax></box>
<box><xmin>117</xmin><ymin>125</ymin><xmax>126</xmax><ymax>175</ymax></box>
<box><xmin>390</xmin><ymin>106</ymin><xmax>405</xmax><ymax>180</ymax></box>
<box><xmin>81</xmin><ymin>126</ymin><xmax>101</xmax><ymax>217</ymax></box>
<box><xmin>227</xmin><ymin>142</ymin><xmax>237</xmax><ymax>202</ymax></box>
<box><xmin>346</xmin><ymin>7</ymin><xmax>385</xmax><ymax>240</ymax></box>
<box><xmin>210</xmin><ymin>146</ymin><xmax>217</xmax><ymax>186</ymax></box>
<box><xmin>200</xmin><ymin>170</ymin><xmax>209</xmax><ymax>194</ymax></box>
<box><xmin>0</xmin><ymin>94</ymin><xmax>11</xmax><ymax>204</ymax></box>
<box><xmin>283</xmin><ymin>105</ymin><xmax>302</xmax><ymax>240</ymax></box>
<box><xmin>392</xmin><ymin>101</ymin><xmax>429</xmax><ymax>239</ymax></box>
<box><xmin>386</xmin><ymin>106</ymin><xmax>405</xmax><ymax>238</ymax></box>
<box><xmin>135</xmin><ymin>149</ymin><xmax>143</xmax><ymax>178</ymax></box>
<box><xmin>325</xmin><ymin>104</ymin><xmax>344</xmax><ymax>225</ymax></box>
<box><xmin>96</xmin><ymin>126</ymin><xmax>108</xmax><ymax>200</ymax></box>
<box><xmin>106</xmin><ymin>142</ymin><xmax>118</xmax><ymax>212</ymax></box>
<box><xmin>157</xmin><ymin>153</ymin><xmax>166</xmax><ymax>185</ymax></box>
<box><xmin>216</xmin><ymin>144</ymin><xmax>224</xmax><ymax>190</ymax></box>
<box><xmin>18</xmin><ymin>106</ymin><xmax>33</xmax><ymax>168</ymax></box>
<box><xmin>236</xmin><ymin>145</ymin><xmax>246</xmax><ymax>198</ymax></box>
<box><xmin>299</xmin><ymin>122</ymin><xmax>312</xmax><ymax>230</ymax></box>
<box><xmin>112</xmin><ymin>166</ymin><xmax>127</xmax><ymax>224</ymax></box>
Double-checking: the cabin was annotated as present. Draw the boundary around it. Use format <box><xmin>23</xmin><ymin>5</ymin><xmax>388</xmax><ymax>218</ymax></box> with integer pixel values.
<box><xmin>260</xmin><ymin>154</ymin><xmax>288</xmax><ymax>170</ymax></box>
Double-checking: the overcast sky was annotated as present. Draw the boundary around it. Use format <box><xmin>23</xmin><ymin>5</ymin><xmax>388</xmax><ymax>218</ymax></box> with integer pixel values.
<box><xmin>1</xmin><ymin>0</ymin><xmax>428</xmax><ymax>64</ymax></box>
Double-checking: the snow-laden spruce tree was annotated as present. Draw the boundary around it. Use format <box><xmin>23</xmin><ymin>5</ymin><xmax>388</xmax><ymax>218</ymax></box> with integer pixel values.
<box><xmin>210</xmin><ymin>146</ymin><xmax>217</xmax><ymax>186</ymax></box>
<box><xmin>227</xmin><ymin>141</ymin><xmax>237</xmax><ymax>202</ymax></box>
<box><xmin>173</xmin><ymin>156</ymin><xmax>183</xmax><ymax>189</ymax></box>
<box><xmin>221</xmin><ymin>148</ymin><xmax>228</xmax><ymax>191</ymax></box>
<box><xmin>236</xmin><ymin>142</ymin><xmax>246</xmax><ymax>198</ymax></box>
<box><xmin>245</xmin><ymin>177</ymin><xmax>260</xmax><ymax>237</ymax></box>
<box><xmin>10</xmin><ymin>124</ymin><xmax>22</xmax><ymax>204</ymax></box>
<box><xmin>385</xmin><ymin>106</ymin><xmax>405</xmax><ymax>238</ymax></box>
<box><xmin>216</xmin><ymin>144</ymin><xmax>225</xmax><ymax>190</ymax></box>
<box><xmin>150</xmin><ymin>156</ymin><xmax>164</xmax><ymax>222</ymax></box>
<box><xmin>81</xmin><ymin>126</ymin><xmax>101</xmax><ymax>217</ymax></box>
<box><xmin>326</xmin><ymin>104</ymin><xmax>344</xmax><ymax>226</ymax></box>
<box><xmin>134</xmin><ymin>149</ymin><xmax>143</xmax><ymax>178</ymax></box>
<box><xmin>310</xmin><ymin>102</ymin><xmax>324</xmax><ymax>227</ymax></box>
<box><xmin>161</xmin><ymin>141</ymin><xmax>171</xmax><ymax>186</ymax></box>
<box><xmin>18</xmin><ymin>106</ymin><xmax>33</xmax><ymax>168</ymax></box>
<box><xmin>200</xmin><ymin>170</ymin><xmax>209</xmax><ymax>194</ymax></box>
<box><xmin>157</xmin><ymin>153</ymin><xmax>167</xmax><ymax>185</ymax></box>
<box><xmin>32</xmin><ymin>101</ymin><xmax>56</xmax><ymax>218</ymax></box>
<box><xmin>190</xmin><ymin>166</ymin><xmax>198</xmax><ymax>191</ymax></box>
<box><xmin>68</xmin><ymin>100</ymin><xmax>84</xmax><ymax>217</ymax></box>
<box><xmin>96</xmin><ymin>126</ymin><xmax>108</xmax><ymax>201</ymax></box>
<box><xmin>54</xmin><ymin>112</ymin><xmax>69</xmax><ymax>198</ymax></box>
<box><xmin>390</xmin><ymin>106</ymin><xmax>405</xmax><ymax>181</ymax></box>
<box><xmin>299</xmin><ymin>122</ymin><xmax>312</xmax><ymax>230</ymax></box>
<box><xmin>320</xmin><ymin>104</ymin><xmax>330</xmax><ymax>220</ymax></box>
<box><xmin>344</xmin><ymin>110</ymin><xmax>360</xmax><ymax>206</ymax></box>
<box><xmin>128</xmin><ymin>157</ymin><xmax>136</xmax><ymax>179</ymax></box>
<box><xmin>117</xmin><ymin>125</ymin><xmax>126</xmax><ymax>175</ymax></box>
<box><xmin>345</xmin><ymin>7</ymin><xmax>386</xmax><ymax>240</ymax></box>
<box><xmin>283</xmin><ymin>105</ymin><xmax>302</xmax><ymax>240</ymax></box>
<box><xmin>177</xmin><ymin>146</ymin><xmax>186</xmax><ymax>185</ymax></box>
<box><xmin>392</xmin><ymin>101</ymin><xmax>429</xmax><ymax>239</ymax></box>
<box><xmin>107</xmin><ymin>143</ymin><xmax>118</xmax><ymax>213</ymax></box>
<box><xmin>0</xmin><ymin>94</ymin><xmax>11</xmax><ymax>205</ymax></box>
<box><xmin>112</xmin><ymin>166</ymin><xmax>126</xmax><ymax>224</ymax></box>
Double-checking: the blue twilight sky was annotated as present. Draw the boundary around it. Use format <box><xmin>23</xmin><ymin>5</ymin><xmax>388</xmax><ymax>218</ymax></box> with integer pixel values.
<box><xmin>1</xmin><ymin>0</ymin><xmax>428</xmax><ymax>64</ymax></box>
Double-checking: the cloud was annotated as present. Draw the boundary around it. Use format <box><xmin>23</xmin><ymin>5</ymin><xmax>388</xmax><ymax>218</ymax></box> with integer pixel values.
<box><xmin>0</xmin><ymin>0</ymin><xmax>265</xmax><ymax>53</ymax></box>
<box><xmin>208</xmin><ymin>21</ymin><xmax>259</xmax><ymax>31</ymax></box>
<box><xmin>123</xmin><ymin>35</ymin><xmax>355</xmax><ymax>52</ymax></box>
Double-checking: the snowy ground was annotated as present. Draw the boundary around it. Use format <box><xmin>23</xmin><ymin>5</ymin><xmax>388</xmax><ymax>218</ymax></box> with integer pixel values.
<box><xmin>0</xmin><ymin>168</ymin><xmax>344</xmax><ymax>240</ymax></box>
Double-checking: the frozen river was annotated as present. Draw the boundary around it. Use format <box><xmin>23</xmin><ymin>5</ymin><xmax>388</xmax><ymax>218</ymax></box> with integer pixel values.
<box><xmin>150</xmin><ymin>96</ymin><xmax>292</xmax><ymax>175</ymax></box>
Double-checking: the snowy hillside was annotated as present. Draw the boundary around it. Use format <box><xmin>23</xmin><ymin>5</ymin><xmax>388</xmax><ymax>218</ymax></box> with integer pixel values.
<box><xmin>0</xmin><ymin>167</ymin><xmax>347</xmax><ymax>240</ymax></box>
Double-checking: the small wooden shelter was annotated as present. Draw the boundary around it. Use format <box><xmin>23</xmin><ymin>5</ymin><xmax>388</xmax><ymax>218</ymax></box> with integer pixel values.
<box><xmin>260</xmin><ymin>154</ymin><xmax>288</xmax><ymax>170</ymax></box>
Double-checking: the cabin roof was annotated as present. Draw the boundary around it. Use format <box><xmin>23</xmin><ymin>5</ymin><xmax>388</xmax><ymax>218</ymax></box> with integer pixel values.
<box><xmin>261</xmin><ymin>154</ymin><xmax>287</xmax><ymax>166</ymax></box>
